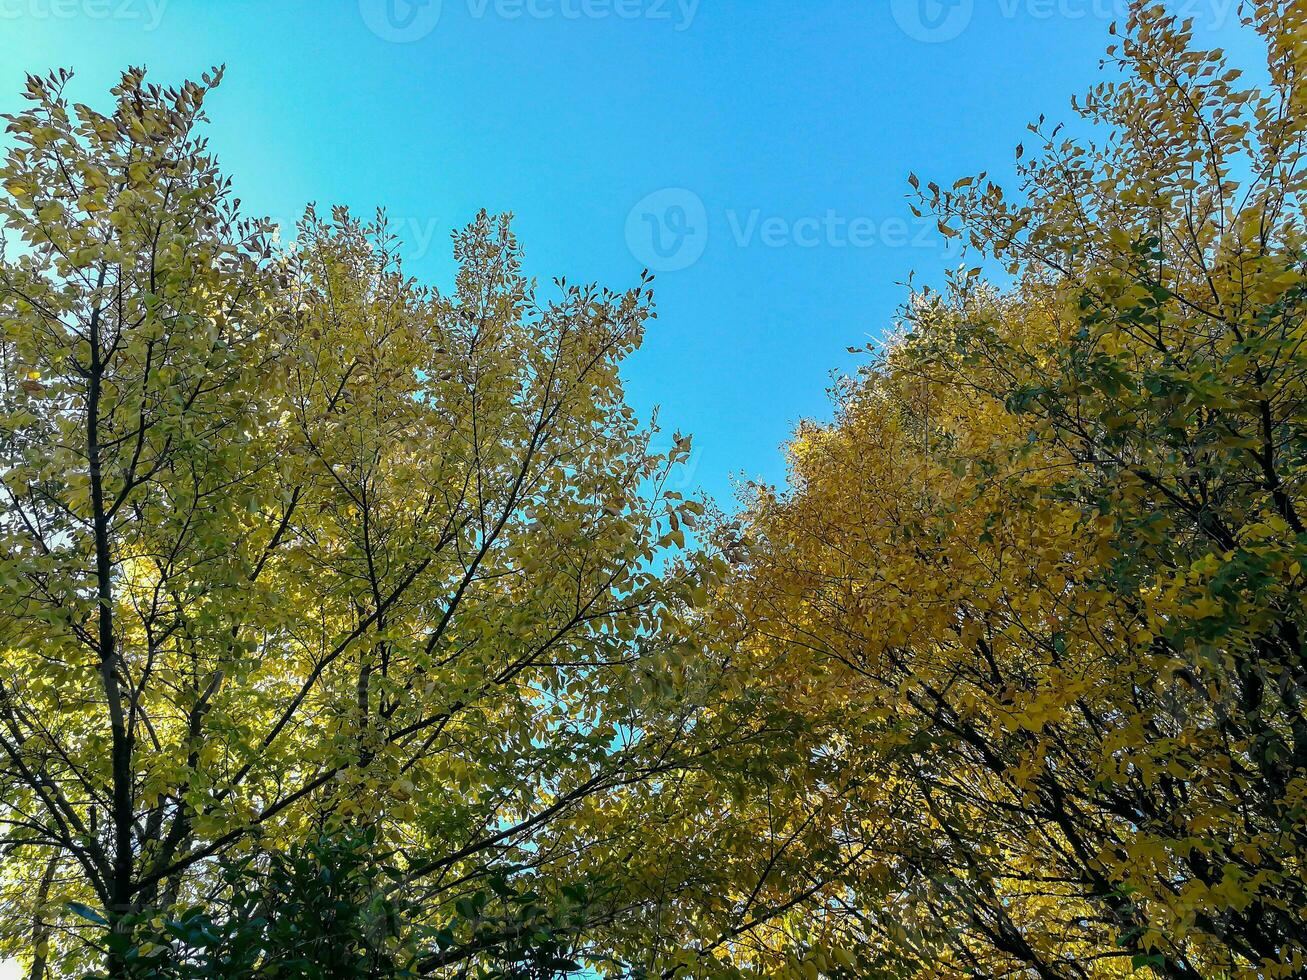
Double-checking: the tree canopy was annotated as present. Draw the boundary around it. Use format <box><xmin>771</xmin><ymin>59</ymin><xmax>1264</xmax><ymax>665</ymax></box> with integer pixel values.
<box><xmin>2</xmin><ymin>2</ymin><xmax>1306</xmax><ymax>978</ymax></box>
<box><xmin>0</xmin><ymin>66</ymin><xmax>736</xmax><ymax>977</ymax></box>
<box><xmin>716</xmin><ymin>3</ymin><xmax>1307</xmax><ymax>977</ymax></box>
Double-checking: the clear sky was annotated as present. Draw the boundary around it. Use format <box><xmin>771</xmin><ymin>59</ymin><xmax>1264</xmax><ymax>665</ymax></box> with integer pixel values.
<box><xmin>0</xmin><ymin>0</ymin><xmax>1256</xmax><ymax>507</ymax></box>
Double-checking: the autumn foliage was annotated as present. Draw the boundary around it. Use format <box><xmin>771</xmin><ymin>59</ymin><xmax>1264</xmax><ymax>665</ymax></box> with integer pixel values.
<box><xmin>1</xmin><ymin>2</ymin><xmax>1306</xmax><ymax>978</ymax></box>
<box><xmin>718</xmin><ymin>4</ymin><xmax>1307</xmax><ymax>977</ymax></box>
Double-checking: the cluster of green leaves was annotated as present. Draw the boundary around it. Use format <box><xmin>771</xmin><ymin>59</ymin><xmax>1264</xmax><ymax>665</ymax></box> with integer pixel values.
<box><xmin>0</xmin><ymin>63</ymin><xmax>746</xmax><ymax>979</ymax></box>
<box><xmin>68</xmin><ymin>827</ymin><xmax>590</xmax><ymax>979</ymax></box>
<box><xmin>74</xmin><ymin>828</ymin><xmax>408</xmax><ymax>979</ymax></box>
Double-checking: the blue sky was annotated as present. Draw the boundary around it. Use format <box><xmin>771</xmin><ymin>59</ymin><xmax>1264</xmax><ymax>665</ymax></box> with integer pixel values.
<box><xmin>0</xmin><ymin>0</ymin><xmax>1255</xmax><ymax>504</ymax></box>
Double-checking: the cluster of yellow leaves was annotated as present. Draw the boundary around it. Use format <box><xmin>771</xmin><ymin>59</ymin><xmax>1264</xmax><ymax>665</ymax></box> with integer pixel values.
<box><xmin>697</xmin><ymin>4</ymin><xmax>1307</xmax><ymax>978</ymax></box>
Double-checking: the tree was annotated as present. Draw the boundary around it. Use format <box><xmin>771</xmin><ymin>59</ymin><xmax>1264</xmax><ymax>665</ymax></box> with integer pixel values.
<box><xmin>0</xmin><ymin>67</ymin><xmax>721</xmax><ymax>977</ymax></box>
<box><xmin>112</xmin><ymin>828</ymin><xmax>413</xmax><ymax>979</ymax></box>
<box><xmin>715</xmin><ymin>3</ymin><xmax>1307</xmax><ymax>977</ymax></box>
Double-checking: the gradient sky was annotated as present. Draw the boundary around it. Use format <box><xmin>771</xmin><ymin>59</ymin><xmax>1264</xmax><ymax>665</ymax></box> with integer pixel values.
<box><xmin>0</xmin><ymin>0</ymin><xmax>1257</xmax><ymax>508</ymax></box>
